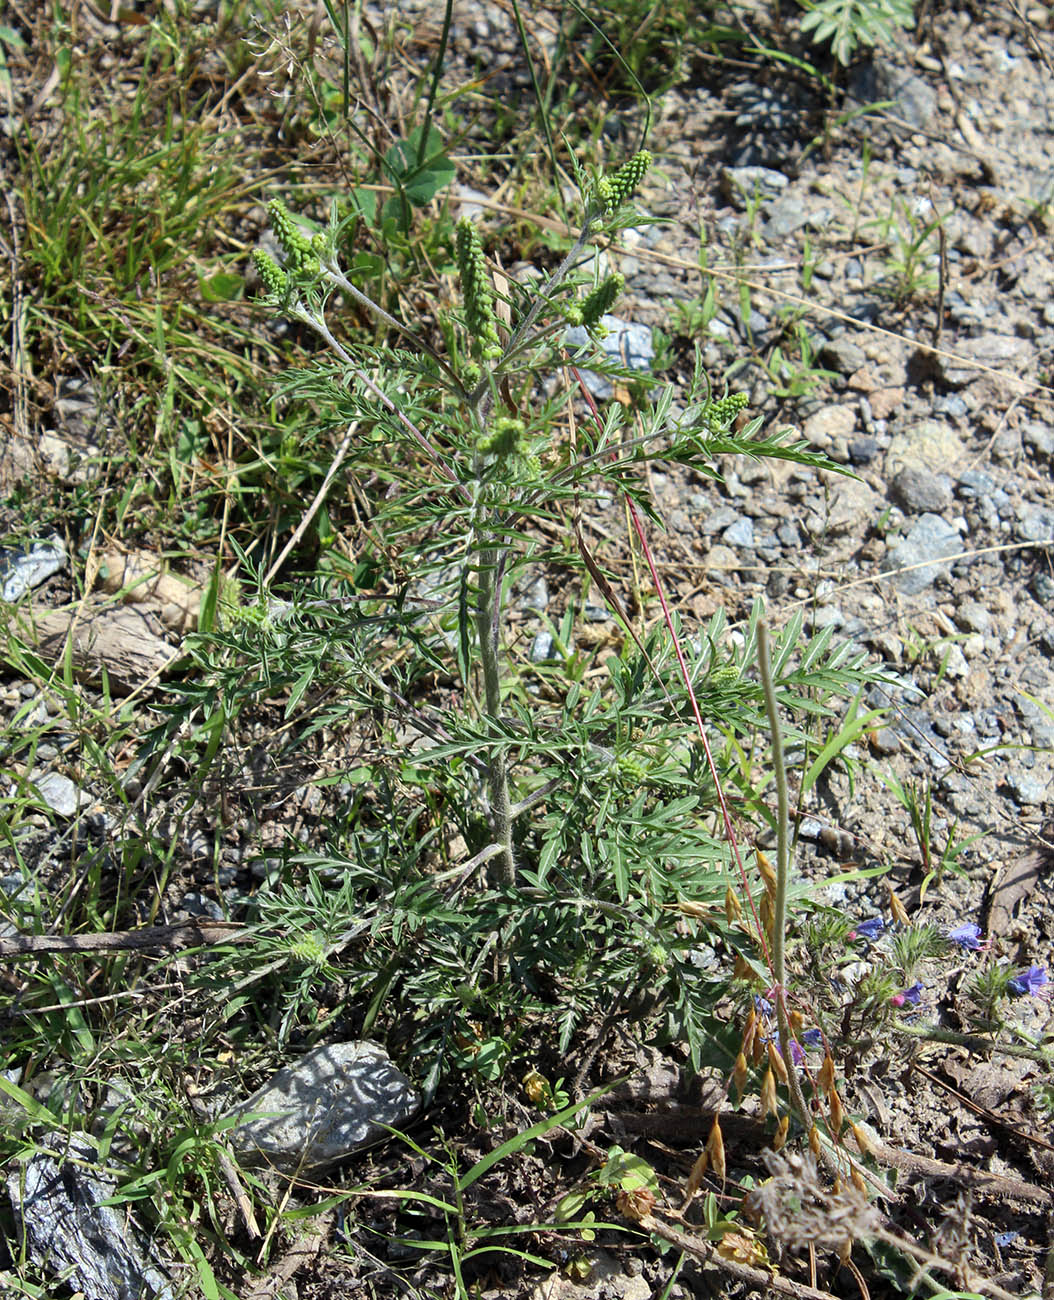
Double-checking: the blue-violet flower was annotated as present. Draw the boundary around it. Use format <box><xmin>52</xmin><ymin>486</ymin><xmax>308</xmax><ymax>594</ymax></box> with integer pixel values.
<box><xmin>1007</xmin><ymin>966</ymin><xmax>1048</xmax><ymax>997</ymax></box>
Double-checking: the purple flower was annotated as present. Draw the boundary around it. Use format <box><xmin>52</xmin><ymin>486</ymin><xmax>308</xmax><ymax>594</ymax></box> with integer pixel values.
<box><xmin>901</xmin><ymin>982</ymin><xmax>924</xmax><ymax>1005</ymax></box>
<box><xmin>790</xmin><ymin>1040</ymin><xmax>805</xmax><ymax>1066</ymax></box>
<box><xmin>849</xmin><ymin>917</ymin><xmax>885</xmax><ymax>942</ymax></box>
<box><xmin>754</xmin><ymin>994</ymin><xmax>774</xmax><ymax>1016</ymax></box>
<box><xmin>1007</xmin><ymin>966</ymin><xmax>1048</xmax><ymax>997</ymax></box>
<box><xmin>995</xmin><ymin>1231</ymin><xmax>1017</xmax><ymax>1248</ymax></box>
<box><xmin>947</xmin><ymin>922</ymin><xmax>984</xmax><ymax>951</ymax></box>
<box><xmin>801</xmin><ymin>1028</ymin><xmax>824</xmax><ymax>1048</ymax></box>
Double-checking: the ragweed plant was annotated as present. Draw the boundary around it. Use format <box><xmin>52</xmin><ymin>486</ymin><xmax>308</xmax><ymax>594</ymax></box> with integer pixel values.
<box><xmin>230</xmin><ymin>152</ymin><xmax>881</xmax><ymax>1081</ymax></box>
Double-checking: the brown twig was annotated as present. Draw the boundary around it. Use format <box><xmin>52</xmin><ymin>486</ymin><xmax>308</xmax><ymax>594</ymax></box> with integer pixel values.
<box><xmin>0</xmin><ymin>920</ymin><xmax>250</xmax><ymax>959</ymax></box>
<box><xmin>639</xmin><ymin>1212</ymin><xmax>841</xmax><ymax>1300</ymax></box>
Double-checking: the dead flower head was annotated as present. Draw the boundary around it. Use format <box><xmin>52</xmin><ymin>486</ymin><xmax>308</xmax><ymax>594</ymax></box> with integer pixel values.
<box><xmin>745</xmin><ymin>1148</ymin><xmax>881</xmax><ymax>1257</ymax></box>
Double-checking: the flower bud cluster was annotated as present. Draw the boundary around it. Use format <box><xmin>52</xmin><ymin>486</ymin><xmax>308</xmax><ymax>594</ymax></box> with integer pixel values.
<box><xmin>595</xmin><ymin>150</ymin><xmax>651</xmax><ymax>214</ymax></box>
<box><xmin>268</xmin><ymin>198</ymin><xmax>321</xmax><ymax>277</ymax></box>
<box><xmin>565</xmin><ymin>273</ymin><xmax>625</xmax><ymax>331</ymax></box>
<box><xmin>252</xmin><ymin>248</ymin><xmax>289</xmax><ymax>299</ymax></box>
<box><xmin>477</xmin><ymin>415</ymin><xmax>540</xmax><ymax>482</ymax></box>
<box><xmin>455</xmin><ymin>218</ymin><xmax>502</xmax><ymax>361</ymax></box>
<box><xmin>704</xmin><ymin>391</ymin><xmax>749</xmax><ymax>431</ymax></box>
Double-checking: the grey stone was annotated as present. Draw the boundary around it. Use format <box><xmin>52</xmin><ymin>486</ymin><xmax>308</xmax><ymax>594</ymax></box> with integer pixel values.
<box><xmin>890</xmin><ymin>467</ymin><xmax>953</xmax><ymax>514</ymax></box>
<box><xmin>819</xmin><ymin>337</ymin><xmax>867</xmax><ymax>375</ymax></box>
<box><xmin>697</xmin><ymin>504</ymin><xmax>741</xmax><ymax>535</ymax></box>
<box><xmin>720</xmin><ymin>165</ymin><xmax>788</xmax><ymax>207</ymax></box>
<box><xmin>228</xmin><ymin>1042</ymin><xmax>419</xmax><ymax>1175</ymax></box>
<box><xmin>880</xmin><ymin>514</ymin><xmax>962</xmax><ymax>594</ymax></box>
<box><xmin>522</xmin><ymin>575</ymin><xmax>549</xmax><ymax>613</ymax></box>
<box><xmin>957</xmin><ymin>468</ymin><xmax>997</xmax><ymax>498</ymax></box>
<box><xmin>955</xmin><ymin>600</ymin><xmax>991</xmax><ymax>633</ymax></box>
<box><xmin>28</xmin><ymin>771</ymin><xmax>81</xmax><ymax>817</ymax></box>
<box><xmin>1017</xmin><ymin>693</ymin><xmax>1054</xmax><ymax>748</ymax></box>
<box><xmin>1015</xmin><ymin>505</ymin><xmax>1054</xmax><ymax>543</ymax></box>
<box><xmin>849</xmin><ymin>437</ymin><xmax>879</xmax><ymax>465</ymax></box>
<box><xmin>1022</xmin><ymin>421</ymin><xmax>1054</xmax><ymax>456</ymax></box>
<box><xmin>722</xmin><ymin>517</ymin><xmax>755</xmax><ymax>548</ymax></box>
<box><xmin>0</xmin><ymin>537</ymin><xmax>67</xmax><ymax>603</ymax></box>
<box><xmin>1003</xmin><ymin>766</ymin><xmax>1051</xmax><ymax>806</ymax></box>
<box><xmin>565</xmin><ymin>316</ymin><xmax>654</xmax><ymax>400</ymax></box>
<box><xmin>7</xmin><ymin>1134</ymin><xmax>177</xmax><ymax>1300</ymax></box>
<box><xmin>855</xmin><ymin>59</ymin><xmax>936</xmax><ymax>128</ymax></box>
<box><xmin>937</xmin><ymin>335</ymin><xmax>1034</xmax><ymax>388</ymax></box>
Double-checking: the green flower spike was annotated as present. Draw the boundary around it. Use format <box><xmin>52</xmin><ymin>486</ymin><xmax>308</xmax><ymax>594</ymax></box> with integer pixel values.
<box><xmin>268</xmin><ymin>198</ymin><xmax>320</xmax><ymax>277</ymax></box>
<box><xmin>596</xmin><ymin>150</ymin><xmax>652</xmax><ymax>214</ymax></box>
<box><xmin>252</xmin><ymin>248</ymin><xmax>289</xmax><ymax>299</ymax></box>
<box><xmin>705</xmin><ymin>392</ymin><xmax>749</xmax><ymax>431</ymax></box>
<box><xmin>580</xmin><ymin>273</ymin><xmax>624</xmax><ymax>329</ymax></box>
<box><xmin>477</xmin><ymin>416</ymin><xmax>540</xmax><ymax>482</ymax></box>
<box><xmin>455</xmin><ymin>217</ymin><xmax>502</xmax><ymax>361</ymax></box>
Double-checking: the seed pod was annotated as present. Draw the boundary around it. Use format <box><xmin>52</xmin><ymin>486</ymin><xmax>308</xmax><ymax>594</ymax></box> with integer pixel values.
<box><xmin>789</xmin><ymin>1009</ymin><xmax>804</xmax><ymax>1035</ymax></box>
<box><xmin>740</xmin><ymin>1007</ymin><xmax>757</xmax><ymax>1054</ymax></box>
<box><xmin>756</xmin><ymin>851</ymin><xmax>778</xmax><ymax>901</ymax></box>
<box><xmin>759</xmin><ymin>894</ymin><xmax>775</xmax><ymax>948</ymax></box>
<box><xmin>725</xmin><ymin>885</ymin><xmax>742</xmax><ymax>923</ymax></box>
<box><xmin>767</xmin><ymin>1041</ymin><xmax>788</xmax><ymax>1085</ymax></box>
<box><xmin>809</xmin><ymin>1124</ymin><xmax>821</xmax><ymax>1158</ymax></box>
<box><xmin>684</xmin><ymin>1149</ymin><xmax>709</xmax><ymax>1199</ymax></box>
<box><xmin>851</xmin><ymin>1122</ymin><xmax>876</xmax><ymax>1156</ymax></box>
<box><xmin>886</xmin><ymin>880</ymin><xmax>910</xmax><ymax>926</ymax></box>
<box><xmin>851</xmin><ymin>1166</ymin><xmax>868</xmax><ymax>1196</ymax></box>
<box><xmin>733</xmin><ymin>953</ymin><xmax>753</xmax><ymax>982</ymax></box>
<box><xmin>771</xmin><ymin>1114</ymin><xmax>790</xmax><ymax>1152</ymax></box>
<box><xmin>829</xmin><ymin>1086</ymin><xmax>845</xmax><ymax>1136</ymax></box>
<box><xmin>733</xmin><ymin>1052</ymin><xmax>749</xmax><ymax>1101</ymax></box>
<box><xmin>706</xmin><ymin>1116</ymin><xmax>726</xmax><ymax>1181</ymax></box>
<box><xmin>761</xmin><ymin>1067</ymin><xmax>779</xmax><ymax>1118</ymax></box>
<box><xmin>817</xmin><ymin>1054</ymin><xmax>836</xmax><ymax>1093</ymax></box>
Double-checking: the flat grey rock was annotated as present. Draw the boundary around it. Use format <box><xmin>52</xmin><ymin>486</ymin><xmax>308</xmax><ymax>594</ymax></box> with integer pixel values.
<box><xmin>6</xmin><ymin>1134</ymin><xmax>176</xmax><ymax>1300</ymax></box>
<box><xmin>880</xmin><ymin>513</ymin><xmax>962</xmax><ymax>594</ymax></box>
<box><xmin>228</xmin><ymin>1041</ymin><xmax>419</xmax><ymax>1175</ymax></box>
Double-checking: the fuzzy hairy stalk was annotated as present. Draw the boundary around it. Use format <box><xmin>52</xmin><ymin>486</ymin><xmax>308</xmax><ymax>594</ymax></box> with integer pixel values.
<box><xmin>756</xmin><ymin>619</ymin><xmax>810</xmax><ymax>1130</ymax></box>
<box><xmin>473</xmin><ymin>538</ymin><xmax>514</xmax><ymax>886</ymax></box>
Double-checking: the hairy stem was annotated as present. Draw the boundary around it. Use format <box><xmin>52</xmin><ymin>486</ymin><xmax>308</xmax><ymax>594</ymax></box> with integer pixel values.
<box><xmin>474</xmin><ymin>539</ymin><xmax>514</xmax><ymax>886</ymax></box>
<box><xmin>757</xmin><ymin>619</ymin><xmax>811</xmax><ymax>1129</ymax></box>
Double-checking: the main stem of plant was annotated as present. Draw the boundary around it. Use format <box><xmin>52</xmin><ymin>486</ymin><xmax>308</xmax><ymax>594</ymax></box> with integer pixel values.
<box><xmin>474</xmin><ymin>536</ymin><xmax>515</xmax><ymax>887</ymax></box>
<box><xmin>756</xmin><ymin>619</ymin><xmax>810</xmax><ymax>1130</ymax></box>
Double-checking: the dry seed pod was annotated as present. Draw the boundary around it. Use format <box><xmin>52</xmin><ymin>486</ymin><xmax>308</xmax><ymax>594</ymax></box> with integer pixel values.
<box><xmin>759</xmin><ymin>893</ymin><xmax>775</xmax><ymax>946</ymax></box>
<box><xmin>771</xmin><ymin>1114</ymin><xmax>790</xmax><ymax>1152</ymax></box>
<box><xmin>733</xmin><ymin>1051</ymin><xmax>749</xmax><ymax>1100</ymax></box>
<box><xmin>829</xmin><ymin>1087</ymin><xmax>845</xmax><ymax>1136</ymax></box>
<box><xmin>809</xmin><ymin>1124</ymin><xmax>821</xmax><ymax>1157</ymax></box>
<box><xmin>733</xmin><ymin>953</ymin><xmax>753</xmax><ymax>981</ymax></box>
<box><xmin>761</xmin><ymin>1067</ymin><xmax>779</xmax><ymax>1118</ymax></box>
<box><xmin>789</xmin><ymin>1009</ymin><xmax>804</xmax><ymax>1034</ymax></box>
<box><xmin>740</xmin><ymin>1007</ymin><xmax>757</xmax><ymax>1055</ymax></box>
<box><xmin>725</xmin><ymin>884</ymin><xmax>742</xmax><ymax>922</ymax></box>
<box><xmin>851</xmin><ymin>1166</ymin><xmax>868</xmax><ymax>1195</ymax></box>
<box><xmin>706</xmin><ymin>1116</ymin><xmax>726</xmax><ymax>1181</ymax></box>
<box><xmin>886</xmin><ymin>880</ymin><xmax>910</xmax><ymax>926</ymax></box>
<box><xmin>851</xmin><ymin>1122</ymin><xmax>876</xmax><ymax>1156</ymax></box>
<box><xmin>767</xmin><ymin>1041</ymin><xmax>788</xmax><ymax>1085</ymax></box>
<box><xmin>684</xmin><ymin>1148</ymin><xmax>709</xmax><ymax>1200</ymax></box>
<box><xmin>757</xmin><ymin>851</ymin><xmax>778</xmax><ymax>900</ymax></box>
<box><xmin>817</xmin><ymin>1054</ymin><xmax>836</xmax><ymax>1093</ymax></box>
